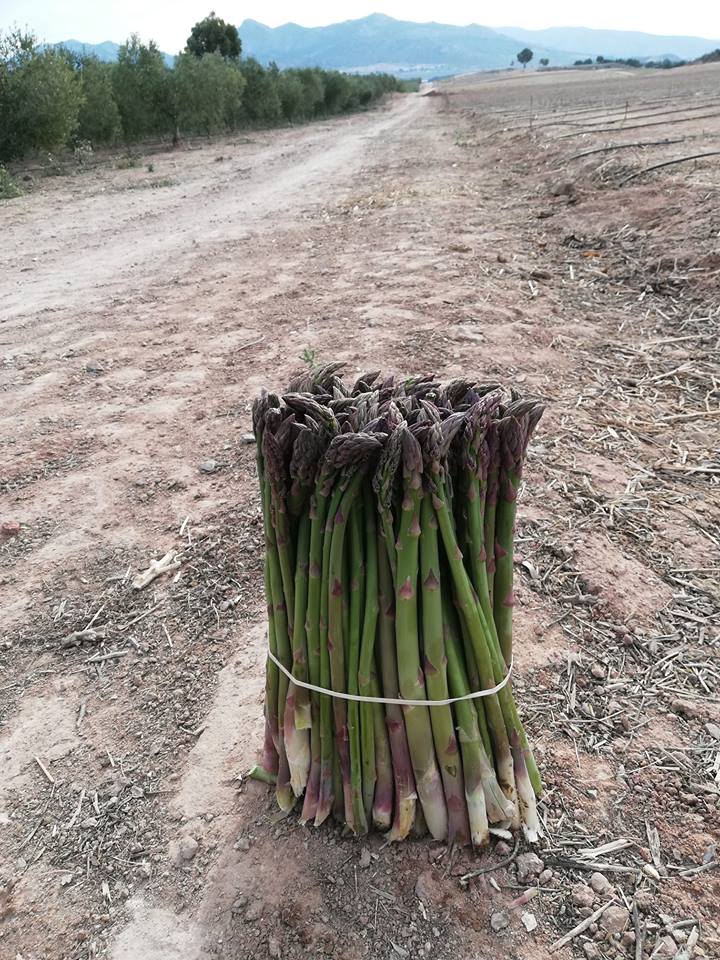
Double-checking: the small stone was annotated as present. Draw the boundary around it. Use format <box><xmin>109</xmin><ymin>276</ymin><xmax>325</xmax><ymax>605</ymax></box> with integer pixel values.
<box><xmin>490</xmin><ymin>911</ymin><xmax>509</xmax><ymax>932</ymax></box>
<box><xmin>705</xmin><ymin>722</ymin><xmax>720</xmax><ymax>741</ymax></box>
<box><xmin>268</xmin><ymin>936</ymin><xmax>281</xmax><ymax>958</ymax></box>
<box><xmin>245</xmin><ymin>900</ymin><xmax>264</xmax><ymax>921</ymax></box>
<box><xmin>590</xmin><ymin>663</ymin><xmax>605</xmax><ymax>680</ymax></box>
<box><xmin>138</xmin><ymin>862</ymin><xmax>152</xmax><ymax>879</ymax></box>
<box><xmin>239</xmin><ymin>433</ymin><xmax>256</xmax><ymax>445</ymax></box>
<box><xmin>538</xmin><ymin>869</ymin><xmax>553</xmax><ymax>885</ymax></box>
<box><xmin>521</xmin><ymin>912</ymin><xmax>537</xmax><ymax>933</ymax></box>
<box><xmin>199</xmin><ymin>460</ymin><xmax>219</xmax><ymax>474</ymax></box>
<box><xmin>359</xmin><ymin>848</ymin><xmax>372</xmax><ymax>869</ymax></box>
<box><xmin>516</xmin><ymin>852</ymin><xmax>544</xmax><ymax>883</ymax></box>
<box><xmin>0</xmin><ymin>521</ymin><xmax>21</xmax><ymax>537</ymax></box>
<box><xmin>130</xmin><ymin>785</ymin><xmax>144</xmax><ymax>799</ymax></box>
<box><xmin>85</xmin><ymin>361</ymin><xmax>104</xmax><ymax>374</ymax></box>
<box><xmin>634</xmin><ymin>889</ymin><xmax>654</xmax><ymax>912</ymax></box>
<box><xmin>414</xmin><ymin>871</ymin><xmax>437</xmax><ymax>904</ymax></box>
<box><xmin>653</xmin><ymin>935</ymin><xmax>678</xmax><ymax>957</ymax></box>
<box><xmin>493</xmin><ymin>840</ymin><xmax>512</xmax><ymax>858</ymax></box>
<box><xmin>571</xmin><ymin>883</ymin><xmax>595</xmax><ymax>909</ymax></box>
<box><xmin>589</xmin><ymin>872</ymin><xmax>613</xmax><ymax>896</ymax></box>
<box><xmin>670</xmin><ymin>699</ymin><xmax>702</xmax><ymax>720</ymax></box>
<box><xmin>600</xmin><ymin>905</ymin><xmax>629</xmax><ymax>936</ymax></box>
<box><xmin>178</xmin><ymin>836</ymin><xmax>199</xmax><ymax>861</ymax></box>
<box><xmin>235</xmin><ymin>837</ymin><xmax>251</xmax><ymax>851</ymax></box>
<box><xmin>583</xmin><ymin>944</ymin><xmax>601</xmax><ymax>960</ymax></box>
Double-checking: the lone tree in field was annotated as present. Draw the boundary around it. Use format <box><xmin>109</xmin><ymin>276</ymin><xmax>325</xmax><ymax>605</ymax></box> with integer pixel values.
<box><xmin>517</xmin><ymin>48</ymin><xmax>533</xmax><ymax>69</ymax></box>
<box><xmin>186</xmin><ymin>12</ymin><xmax>241</xmax><ymax>60</ymax></box>
<box><xmin>539</xmin><ymin>57</ymin><xmax>549</xmax><ymax>67</ymax></box>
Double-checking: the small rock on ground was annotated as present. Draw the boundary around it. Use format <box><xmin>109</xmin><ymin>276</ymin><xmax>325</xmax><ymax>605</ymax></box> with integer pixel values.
<box><xmin>490</xmin><ymin>911</ymin><xmax>509</xmax><ymax>932</ymax></box>
<box><xmin>516</xmin><ymin>852</ymin><xmax>544</xmax><ymax>882</ymax></box>
<box><xmin>589</xmin><ymin>872</ymin><xmax>613</xmax><ymax>895</ymax></box>
<box><xmin>571</xmin><ymin>883</ymin><xmax>595</xmax><ymax>909</ymax></box>
<box><xmin>600</xmin><ymin>905</ymin><xmax>629</xmax><ymax>936</ymax></box>
<box><xmin>178</xmin><ymin>835</ymin><xmax>198</xmax><ymax>861</ymax></box>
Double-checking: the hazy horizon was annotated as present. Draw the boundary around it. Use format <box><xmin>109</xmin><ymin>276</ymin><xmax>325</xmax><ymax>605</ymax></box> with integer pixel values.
<box><xmin>3</xmin><ymin>2</ymin><xmax>720</xmax><ymax>56</ymax></box>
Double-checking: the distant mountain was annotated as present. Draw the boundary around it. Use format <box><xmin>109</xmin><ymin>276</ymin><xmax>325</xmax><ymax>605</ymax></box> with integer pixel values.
<box><xmin>238</xmin><ymin>14</ymin><xmax>578</xmax><ymax>78</ymax></box>
<box><xmin>49</xmin><ymin>39</ymin><xmax>174</xmax><ymax>67</ymax></box>
<box><xmin>51</xmin><ymin>17</ymin><xmax>720</xmax><ymax>79</ymax></box>
<box><xmin>498</xmin><ymin>26</ymin><xmax>720</xmax><ymax>62</ymax></box>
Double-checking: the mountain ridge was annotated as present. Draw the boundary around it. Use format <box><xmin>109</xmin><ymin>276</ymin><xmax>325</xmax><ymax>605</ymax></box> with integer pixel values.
<box><xmin>48</xmin><ymin>16</ymin><xmax>720</xmax><ymax>79</ymax></box>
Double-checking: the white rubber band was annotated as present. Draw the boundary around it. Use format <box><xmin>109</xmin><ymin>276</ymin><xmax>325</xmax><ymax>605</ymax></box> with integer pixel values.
<box><xmin>266</xmin><ymin>648</ymin><xmax>513</xmax><ymax>706</ymax></box>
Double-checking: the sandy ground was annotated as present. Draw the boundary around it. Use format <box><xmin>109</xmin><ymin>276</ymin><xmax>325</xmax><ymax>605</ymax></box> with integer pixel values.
<box><xmin>1</xmin><ymin>65</ymin><xmax>719</xmax><ymax>960</ymax></box>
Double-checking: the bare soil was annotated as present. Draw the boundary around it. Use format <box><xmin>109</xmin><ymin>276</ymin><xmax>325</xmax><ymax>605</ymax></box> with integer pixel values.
<box><xmin>1</xmin><ymin>65</ymin><xmax>719</xmax><ymax>960</ymax></box>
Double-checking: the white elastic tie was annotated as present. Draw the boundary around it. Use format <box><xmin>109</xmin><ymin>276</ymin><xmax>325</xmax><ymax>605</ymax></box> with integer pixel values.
<box><xmin>266</xmin><ymin>648</ymin><xmax>513</xmax><ymax>706</ymax></box>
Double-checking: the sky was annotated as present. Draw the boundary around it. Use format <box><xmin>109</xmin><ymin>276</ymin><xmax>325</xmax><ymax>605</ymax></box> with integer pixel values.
<box><xmin>3</xmin><ymin>1</ymin><xmax>720</xmax><ymax>53</ymax></box>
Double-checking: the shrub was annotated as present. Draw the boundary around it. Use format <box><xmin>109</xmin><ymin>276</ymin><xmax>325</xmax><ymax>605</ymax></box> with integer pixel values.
<box><xmin>0</xmin><ymin>30</ymin><xmax>83</xmax><ymax>162</ymax></box>
<box><xmin>0</xmin><ymin>164</ymin><xmax>22</xmax><ymax>199</ymax></box>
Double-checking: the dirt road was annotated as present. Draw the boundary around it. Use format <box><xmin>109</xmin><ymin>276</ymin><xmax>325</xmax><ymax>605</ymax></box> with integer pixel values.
<box><xmin>1</xmin><ymin>67</ymin><xmax>719</xmax><ymax>960</ymax></box>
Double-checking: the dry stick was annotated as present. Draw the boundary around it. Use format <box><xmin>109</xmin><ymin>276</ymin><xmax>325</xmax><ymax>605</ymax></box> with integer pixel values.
<box><xmin>620</xmin><ymin>150</ymin><xmax>720</xmax><ymax>185</ymax></box>
<box><xmin>549</xmin><ymin>900</ymin><xmax>617</xmax><ymax>953</ymax></box>
<box><xmin>564</xmin><ymin>137</ymin><xmax>685</xmax><ymax>162</ymax></box>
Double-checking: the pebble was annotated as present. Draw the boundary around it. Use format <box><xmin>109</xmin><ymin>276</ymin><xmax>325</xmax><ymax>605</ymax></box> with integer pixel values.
<box><xmin>414</xmin><ymin>871</ymin><xmax>435</xmax><ymax>903</ymax></box>
<box><xmin>538</xmin><ymin>869</ymin><xmax>553</xmax><ymax>885</ymax></box>
<box><xmin>0</xmin><ymin>521</ymin><xmax>21</xmax><ymax>537</ymax></box>
<box><xmin>670</xmin><ymin>699</ymin><xmax>702</xmax><ymax>720</ymax></box>
<box><xmin>634</xmin><ymin>889</ymin><xmax>654</xmax><ymax>912</ymax></box>
<box><xmin>493</xmin><ymin>840</ymin><xmax>512</xmax><ymax>858</ymax></box>
<box><xmin>199</xmin><ymin>460</ymin><xmax>219</xmax><ymax>474</ymax></box>
<box><xmin>235</xmin><ymin>837</ymin><xmax>251</xmax><ymax>851</ymax></box>
<box><xmin>589</xmin><ymin>872</ymin><xmax>613</xmax><ymax>895</ymax></box>
<box><xmin>590</xmin><ymin>663</ymin><xmax>605</xmax><ymax>679</ymax></box>
<box><xmin>490</xmin><ymin>911</ymin><xmax>509</xmax><ymax>932</ymax></box>
<box><xmin>178</xmin><ymin>836</ymin><xmax>199</xmax><ymax>861</ymax></box>
<box><xmin>600</xmin><ymin>905</ymin><xmax>629</xmax><ymax>937</ymax></box>
<box><xmin>268</xmin><ymin>936</ymin><xmax>281</xmax><ymax>957</ymax></box>
<box><xmin>359</xmin><ymin>848</ymin><xmax>372</xmax><ymax>869</ymax></box>
<box><xmin>583</xmin><ymin>944</ymin><xmax>601</xmax><ymax>960</ymax></box>
<box><xmin>571</xmin><ymin>883</ymin><xmax>595</xmax><ymax>909</ymax></box>
<box><xmin>653</xmin><ymin>936</ymin><xmax>679</xmax><ymax>957</ymax></box>
<box><xmin>521</xmin><ymin>912</ymin><xmax>537</xmax><ymax>932</ymax></box>
<box><xmin>85</xmin><ymin>361</ymin><xmax>104</xmax><ymax>373</ymax></box>
<box><xmin>245</xmin><ymin>900</ymin><xmax>264</xmax><ymax>921</ymax></box>
<box><xmin>516</xmin><ymin>852</ymin><xmax>544</xmax><ymax>883</ymax></box>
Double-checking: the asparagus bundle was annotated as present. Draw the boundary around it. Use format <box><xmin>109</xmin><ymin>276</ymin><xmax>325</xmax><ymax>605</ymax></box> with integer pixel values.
<box><xmin>250</xmin><ymin>366</ymin><xmax>544</xmax><ymax>845</ymax></box>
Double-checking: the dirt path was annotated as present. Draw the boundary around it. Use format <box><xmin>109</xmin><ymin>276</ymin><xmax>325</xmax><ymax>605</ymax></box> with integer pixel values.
<box><xmin>1</xmin><ymin>70</ymin><xmax>719</xmax><ymax>960</ymax></box>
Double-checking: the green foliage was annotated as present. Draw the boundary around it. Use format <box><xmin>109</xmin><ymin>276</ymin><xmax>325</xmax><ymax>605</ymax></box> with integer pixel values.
<box><xmin>539</xmin><ymin>58</ymin><xmax>549</xmax><ymax>67</ymax></box>
<box><xmin>186</xmin><ymin>12</ymin><xmax>241</xmax><ymax>60</ymax></box>
<box><xmin>239</xmin><ymin>58</ymin><xmax>283</xmax><ymax>124</ymax></box>
<box><xmin>300</xmin><ymin>347</ymin><xmax>317</xmax><ymax>368</ymax></box>
<box><xmin>517</xmin><ymin>47</ymin><xmax>533</xmax><ymax>69</ymax></box>
<box><xmin>0</xmin><ymin>30</ymin><xmax>83</xmax><ymax>162</ymax></box>
<box><xmin>76</xmin><ymin>56</ymin><xmax>121</xmax><ymax>144</ymax></box>
<box><xmin>1</xmin><ymin>21</ymin><xmax>405</xmax><ymax>162</ymax></box>
<box><xmin>0</xmin><ymin>164</ymin><xmax>22</xmax><ymax>199</ymax></box>
<box><xmin>172</xmin><ymin>52</ymin><xmax>246</xmax><ymax>134</ymax></box>
<box><xmin>113</xmin><ymin>36</ymin><xmax>172</xmax><ymax>140</ymax></box>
